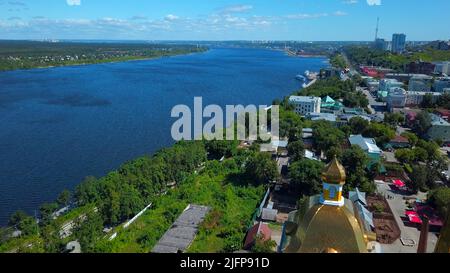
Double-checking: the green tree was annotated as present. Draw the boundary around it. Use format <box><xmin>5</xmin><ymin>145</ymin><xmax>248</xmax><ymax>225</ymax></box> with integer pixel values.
<box><xmin>252</xmin><ymin>235</ymin><xmax>277</xmax><ymax>253</ymax></box>
<box><xmin>421</xmin><ymin>93</ymin><xmax>435</xmax><ymax>108</ymax></box>
<box><xmin>401</xmin><ymin>131</ymin><xmax>418</xmax><ymax>146</ymax></box>
<box><xmin>289</xmin><ymin>159</ymin><xmax>325</xmax><ymax>195</ymax></box>
<box><xmin>74</xmin><ymin>211</ymin><xmax>104</xmax><ymax>253</ymax></box>
<box><xmin>9</xmin><ymin>211</ymin><xmax>39</xmax><ymax>236</ymax></box>
<box><xmin>408</xmin><ymin>165</ymin><xmax>428</xmax><ymax>193</ymax></box>
<box><xmin>363</xmin><ymin>122</ymin><xmax>395</xmax><ymax>147</ymax></box>
<box><xmin>429</xmin><ymin>188</ymin><xmax>450</xmax><ymax>217</ymax></box>
<box><xmin>56</xmin><ymin>189</ymin><xmax>71</xmax><ymax>207</ymax></box>
<box><xmin>384</xmin><ymin>112</ymin><xmax>405</xmax><ymax>127</ymax></box>
<box><xmin>287</xmin><ymin>140</ymin><xmax>305</xmax><ymax>162</ymax></box>
<box><xmin>348</xmin><ymin>117</ymin><xmax>369</xmax><ymax>135</ymax></box>
<box><xmin>413</xmin><ymin>111</ymin><xmax>432</xmax><ymax>136</ymax></box>
<box><xmin>39</xmin><ymin>203</ymin><xmax>58</xmax><ymax>226</ymax></box>
<box><xmin>312</xmin><ymin>121</ymin><xmax>345</xmax><ymax>155</ymax></box>
<box><xmin>245</xmin><ymin>152</ymin><xmax>279</xmax><ymax>185</ymax></box>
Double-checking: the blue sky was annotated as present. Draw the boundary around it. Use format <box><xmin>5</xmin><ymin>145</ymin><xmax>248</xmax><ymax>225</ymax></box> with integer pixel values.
<box><xmin>0</xmin><ymin>0</ymin><xmax>449</xmax><ymax>41</ymax></box>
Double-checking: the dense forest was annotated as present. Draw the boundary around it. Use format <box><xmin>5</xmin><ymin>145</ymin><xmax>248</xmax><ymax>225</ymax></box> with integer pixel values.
<box><xmin>0</xmin><ymin>40</ymin><xmax>207</xmax><ymax>71</ymax></box>
<box><xmin>344</xmin><ymin>45</ymin><xmax>450</xmax><ymax>72</ymax></box>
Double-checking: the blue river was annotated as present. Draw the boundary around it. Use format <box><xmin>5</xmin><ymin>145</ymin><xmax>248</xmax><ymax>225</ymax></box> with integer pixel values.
<box><xmin>0</xmin><ymin>48</ymin><xmax>328</xmax><ymax>225</ymax></box>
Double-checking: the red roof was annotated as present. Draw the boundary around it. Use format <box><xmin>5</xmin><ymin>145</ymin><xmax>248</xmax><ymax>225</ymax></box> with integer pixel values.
<box><xmin>405</xmin><ymin>211</ymin><xmax>422</xmax><ymax>224</ymax></box>
<box><xmin>435</xmin><ymin>109</ymin><xmax>450</xmax><ymax>119</ymax></box>
<box><xmin>244</xmin><ymin>222</ymin><xmax>272</xmax><ymax>250</ymax></box>
<box><xmin>415</xmin><ymin>204</ymin><xmax>444</xmax><ymax>227</ymax></box>
<box><xmin>391</xmin><ymin>135</ymin><xmax>409</xmax><ymax>143</ymax></box>
<box><xmin>393</xmin><ymin>180</ymin><xmax>406</xmax><ymax>188</ymax></box>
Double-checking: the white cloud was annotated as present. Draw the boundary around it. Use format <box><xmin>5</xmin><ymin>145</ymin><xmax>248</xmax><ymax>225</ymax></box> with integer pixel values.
<box><xmin>66</xmin><ymin>0</ymin><xmax>81</xmax><ymax>6</ymax></box>
<box><xmin>367</xmin><ymin>0</ymin><xmax>381</xmax><ymax>6</ymax></box>
<box><xmin>219</xmin><ymin>5</ymin><xmax>253</xmax><ymax>14</ymax></box>
<box><xmin>342</xmin><ymin>0</ymin><xmax>358</xmax><ymax>4</ymax></box>
<box><xmin>333</xmin><ymin>11</ymin><xmax>348</xmax><ymax>16</ymax></box>
<box><xmin>165</xmin><ymin>14</ymin><xmax>179</xmax><ymax>21</ymax></box>
<box><xmin>286</xmin><ymin>13</ymin><xmax>329</xmax><ymax>19</ymax></box>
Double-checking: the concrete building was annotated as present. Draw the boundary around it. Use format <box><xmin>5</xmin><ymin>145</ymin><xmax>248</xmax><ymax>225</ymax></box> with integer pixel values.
<box><xmin>306</xmin><ymin>112</ymin><xmax>337</xmax><ymax>123</ymax></box>
<box><xmin>405</xmin><ymin>91</ymin><xmax>442</xmax><ymax>106</ymax></box>
<box><xmin>434</xmin><ymin>62</ymin><xmax>450</xmax><ymax>76</ymax></box>
<box><xmin>405</xmin><ymin>61</ymin><xmax>436</xmax><ymax>75</ymax></box>
<box><xmin>387</xmin><ymin>87</ymin><xmax>407</xmax><ymax>110</ymax></box>
<box><xmin>379</xmin><ymin>79</ymin><xmax>403</xmax><ymax>92</ymax></box>
<box><xmin>385</xmin><ymin>73</ymin><xmax>429</xmax><ymax>82</ymax></box>
<box><xmin>426</xmin><ymin>114</ymin><xmax>450</xmax><ymax>144</ymax></box>
<box><xmin>408</xmin><ymin>75</ymin><xmax>433</xmax><ymax>92</ymax></box>
<box><xmin>289</xmin><ymin>96</ymin><xmax>321</xmax><ymax>116</ymax></box>
<box><xmin>374</xmin><ymin>38</ymin><xmax>388</xmax><ymax>51</ymax></box>
<box><xmin>392</xmin><ymin>33</ymin><xmax>406</xmax><ymax>54</ymax></box>
<box><xmin>433</xmin><ymin>77</ymin><xmax>450</xmax><ymax>93</ymax></box>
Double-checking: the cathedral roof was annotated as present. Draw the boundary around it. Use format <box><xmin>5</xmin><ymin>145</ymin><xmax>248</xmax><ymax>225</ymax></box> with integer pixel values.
<box><xmin>321</xmin><ymin>157</ymin><xmax>346</xmax><ymax>185</ymax></box>
<box><xmin>283</xmin><ymin>196</ymin><xmax>367</xmax><ymax>253</ymax></box>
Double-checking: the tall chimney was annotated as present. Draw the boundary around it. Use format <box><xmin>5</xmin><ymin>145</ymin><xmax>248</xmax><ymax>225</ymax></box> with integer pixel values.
<box><xmin>417</xmin><ymin>216</ymin><xmax>429</xmax><ymax>253</ymax></box>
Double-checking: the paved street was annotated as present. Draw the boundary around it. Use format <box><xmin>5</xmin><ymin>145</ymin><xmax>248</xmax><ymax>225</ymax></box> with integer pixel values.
<box><xmin>376</xmin><ymin>182</ymin><xmax>438</xmax><ymax>253</ymax></box>
<box><xmin>357</xmin><ymin>87</ymin><xmax>386</xmax><ymax>115</ymax></box>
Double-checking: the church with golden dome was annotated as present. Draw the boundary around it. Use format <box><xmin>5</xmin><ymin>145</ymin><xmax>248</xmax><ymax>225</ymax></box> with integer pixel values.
<box><xmin>281</xmin><ymin>157</ymin><xmax>376</xmax><ymax>253</ymax></box>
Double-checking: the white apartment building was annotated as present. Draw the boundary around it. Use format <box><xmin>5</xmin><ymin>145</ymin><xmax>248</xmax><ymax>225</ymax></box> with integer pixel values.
<box><xmin>405</xmin><ymin>91</ymin><xmax>442</xmax><ymax>106</ymax></box>
<box><xmin>434</xmin><ymin>61</ymin><xmax>450</xmax><ymax>75</ymax></box>
<box><xmin>387</xmin><ymin>87</ymin><xmax>407</xmax><ymax>110</ymax></box>
<box><xmin>433</xmin><ymin>77</ymin><xmax>450</xmax><ymax>93</ymax></box>
<box><xmin>289</xmin><ymin>96</ymin><xmax>321</xmax><ymax>116</ymax></box>
<box><xmin>379</xmin><ymin>79</ymin><xmax>403</xmax><ymax>92</ymax></box>
<box><xmin>408</xmin><ymin>75</ymin><xmax>433</xmax><ymax>92</ymax></box>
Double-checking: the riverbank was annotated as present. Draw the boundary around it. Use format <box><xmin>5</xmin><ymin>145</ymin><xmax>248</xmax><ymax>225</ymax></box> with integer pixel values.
<box><xmin>0</xmin><ymin>48</ymin><xmax>328</xmax><ymax>227</ymax></box>
<box><xmin>0</xmin><ymin>49</ymin><xmax>208</xmax><ymax>72</ymax></box>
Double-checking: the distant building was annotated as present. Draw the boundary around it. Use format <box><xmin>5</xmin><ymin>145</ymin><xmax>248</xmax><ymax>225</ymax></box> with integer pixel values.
<box><xmin>426</xmin><ymin>114</ymin><xmax>450</xmax><ymax>143</ymax></box>
<box><xmin>321</xmin><ymin>67</ymin><xmax>341</xmax><ymax>79</ymax></box>
<box><xmin>374</xmin><ymin>38</ymin><xmax>388</xmax><ymax>51</ymax></box>
<box><xmin>321</xmin><ymin>96</ymin><xmax>343</xmax><ymax>111</ymax></box>
<box><xmin>405</xmin><ymin>91</ymin><xmax>442</xmax><ymax>106</ymax></box>
<box><xmin>405</xmin><ymin>61</ymin><xmax>436</xmax><ymax>75</ymax></box>
<box><xmin>429</xmin><ymin>40</ymin><xmax>450</xmax><ymax>51</ymax></box>
<box><xmin>379</xmin><ymin>79</ymin><xmax>403</xmax><ymax>92</ymax></box>
<box><xmin>306</xmin><ymin>112</ymin><xmax>337</xmax><ymax>123</ymax></box>
<box><xmin>289</xmin><ymin>96</ymin><xmax>321</xmax><ymax>116</ymax></box>
<box><xmin>387</xmin><ymin>87</ymin><xmax>407</xmax><ymax>110</ymax></box>
<box><xmin>408</xmin><ymin>75</ymin><xmax>433</xmax><ymax>92</ymax></box>
<box><xmin>388</xmin><ymin>135</ymin><xmax>411</xmax><ymax>149</ymax></box>
<box><xmin>434</xmin><ymin>62</ymin><xmax>450</xmax><ymax>75</ymax></box>
<box><xmin>433</xmin><ymin>77</ymin><xmax>450</xmax><ymax>93</ymax></box>
<box><xmin>392</xmin><ymin>33</ymin><xmax>406</xmax><ymax>54</ymax></box>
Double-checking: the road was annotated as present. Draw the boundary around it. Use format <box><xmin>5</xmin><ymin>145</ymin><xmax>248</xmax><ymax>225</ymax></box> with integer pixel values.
<box><xmin>375</xmin><ymin>181</ymin><xmax>438</xmax><ymax>253</ymax></box>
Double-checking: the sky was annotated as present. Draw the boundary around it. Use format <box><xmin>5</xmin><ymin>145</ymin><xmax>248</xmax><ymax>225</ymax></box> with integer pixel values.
<box><xmin>0</xmin><ymin>0</ymin><xmax>449</xmax><ymax>41</ymax></box>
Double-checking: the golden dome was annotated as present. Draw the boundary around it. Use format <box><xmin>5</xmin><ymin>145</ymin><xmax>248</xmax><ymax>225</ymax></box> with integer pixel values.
<box><xmin>321</xmin><ymin>157</ymin><xmax>346</xmax><ymax>185</ymax></box>
<box><xmin>322</xmin><ymin>248</ymin><xmax>339</xmax><ymax>253</ymax></box>
<box><xmin>282</xmin><ymin>196</ymin><xmax>367</xmax><ymax>253</ymax></box>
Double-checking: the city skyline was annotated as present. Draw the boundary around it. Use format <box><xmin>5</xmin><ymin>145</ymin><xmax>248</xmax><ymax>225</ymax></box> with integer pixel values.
<box><xmin>0</xmin><ymin>0</ymin><xmax>449</xmax><ymax>41</ymax></box>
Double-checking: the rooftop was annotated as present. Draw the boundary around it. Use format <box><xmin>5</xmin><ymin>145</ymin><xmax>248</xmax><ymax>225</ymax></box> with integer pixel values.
<box><xmin>349</xmin><ymin>135</ymin><xmax>382</xmax><ymax>155</ymax></box>
<box><xmin>152</xmin><ymin>204</ymin><xmax>210</xmax><ymax>253</ymax></box>
<box><xmin>289</xmin><ymin>96</ymin><xmax>321</xmax><ymax>103</ymax></box>
<box><xmin>431</xmin><ymin>114</ymin><xmax>450</xmax><ymax>126</ymax></box>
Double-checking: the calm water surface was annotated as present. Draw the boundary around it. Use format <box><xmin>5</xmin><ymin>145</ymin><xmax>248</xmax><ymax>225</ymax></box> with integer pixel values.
<box><xmin>0</xmin><ymin>48</ymin><xmax>328</xmax><ymax>224</ymax></box>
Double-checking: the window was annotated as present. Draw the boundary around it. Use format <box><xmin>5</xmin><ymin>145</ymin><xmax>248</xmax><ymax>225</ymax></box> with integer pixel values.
<box><xmin>329</xmin><ymin>186</ymin><xmax>336</xmax><ymax>199</ymax></box>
